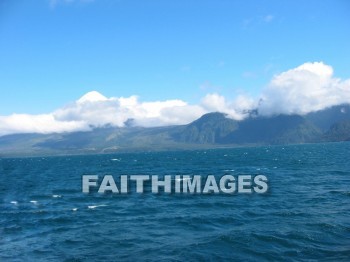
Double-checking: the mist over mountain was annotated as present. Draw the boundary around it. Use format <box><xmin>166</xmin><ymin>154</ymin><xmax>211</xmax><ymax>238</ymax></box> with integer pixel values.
<box><xmin>0</xmin><ymin>104</ymin><xmax>349</xmax><ymax>157</ymax></box>
<box><xmin>1</xmin><ymin>62</ymin><xmax>350</xmax><ymax>138</ymax></box>
<box><xmin>1</xmin><ymin>61</ymin><xmax>350</xmax><ymax>157</ymax></box>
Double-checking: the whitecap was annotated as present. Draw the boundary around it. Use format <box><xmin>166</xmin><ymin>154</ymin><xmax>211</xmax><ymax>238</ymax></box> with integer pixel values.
<box><xmin>88</xmin><ymin>204</ymin><xmax>107</xmax><ymax>209</ymax></box>
<box><xmin>111</xmin><ymin>158</ymin><xmax>121</xmax><ymax>161</ymax></box>
<box><xmin>72</xmin><ymin>208</ymin><xmax>78</xmax><ymax>211</ymax></box>
<box><xmin>10</xmin><ymin>201</ymin><xmax>18</xmax><ymax>205</ymax></box>
<box><xmin>30</xmin><ymin>200</ymin><xmax>38</xmax><ymax>204</ymax></box>
<box><xmin>52</xmin><ymin>195</ymin><xmax>62</xmax><ymax>198</ymax></box>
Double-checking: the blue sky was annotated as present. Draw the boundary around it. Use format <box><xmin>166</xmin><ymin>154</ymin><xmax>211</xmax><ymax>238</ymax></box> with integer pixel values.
<box><xmin>0</xmin><ymin>0</ymin><xmax>349</xmax><ymax>115</ymax></box>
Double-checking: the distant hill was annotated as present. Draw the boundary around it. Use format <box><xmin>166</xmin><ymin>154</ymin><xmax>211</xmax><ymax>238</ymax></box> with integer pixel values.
<box><xmin>305</xmin><ymin>104</ymin><xmax>350</xmax><ymax>131</ymax></box>
<box><xmin>222</xmin><ymin>114</ymin><xmax>320</xmax><ymax>144</ymax></box>
<box><xmin>171</xmin><ymin>113</ymin><xmax>321</xmax><ymax>145</ymax></box>
<box><xmin>323</xmin><ymin>120</ymin><xmax>350</xmax><ymax>142</ymax></box>
<box><xmin>171</xmin><ymin>112</ymin><xmax>238</xmax><ymax>144</ymax></box>
<box><xmin>0</xmin><ymin>104</ymin><xmax>349</xmax><ymax>157</ymax></box>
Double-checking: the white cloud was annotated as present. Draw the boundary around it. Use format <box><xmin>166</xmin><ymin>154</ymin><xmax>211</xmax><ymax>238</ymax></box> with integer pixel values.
<box><xmin>201</xmin><ymin>93</ymin><xmax>251</xmax><ymax>120</ymax></box>
<box><xmin>258</xmin><ymin>62</ymin><xmax>350</xmax><ymax>116</ymax></box>
<box><xmin>0</xmin><ymin>114</ymin><xmax>89</xmax><ymax>136</ymax></box>
<box><xmin>53</xmin><ymin>93</ymin><xmax>199</xmax><ymax>128</ymax></box>
<box><xmin>0</xmin><ymin>91</ymin><xmax>245</xmax><ymax>136</ymax></box>
<box><xmin>0</xmin><ymin>62</ymin><xmax>349</xmax><ymax>137</ymax></box>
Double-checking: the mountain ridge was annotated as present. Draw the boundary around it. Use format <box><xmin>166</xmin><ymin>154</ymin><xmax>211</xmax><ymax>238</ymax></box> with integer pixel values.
<box><xmin>0</xmin><ymin>104</ymin><xmax>349</xmax><ymax>157</ymax></box>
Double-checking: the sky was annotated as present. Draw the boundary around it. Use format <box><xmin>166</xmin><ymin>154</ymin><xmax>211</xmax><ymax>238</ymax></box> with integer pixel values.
<box><xmin>0</xmin><ymin>0</ymin><xmax>349</xmax><ymax>135</ymax></box>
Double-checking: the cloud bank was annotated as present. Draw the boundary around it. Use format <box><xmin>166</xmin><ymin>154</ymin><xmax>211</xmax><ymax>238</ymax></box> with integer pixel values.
<box><xmin>259</xmin><ymin>62</ymin><xmax>350</xmax><ymax>115</ymax></box>
<box><xmin>1</xmin><ymin>62</ymin><xmax>349</xmax><ymax>136</ymax></box>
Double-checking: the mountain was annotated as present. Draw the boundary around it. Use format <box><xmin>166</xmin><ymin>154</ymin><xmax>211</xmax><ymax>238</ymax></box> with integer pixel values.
<box><xmin>223</xmin><ymin>114</ymin><xmax>321</xmax><ymax>144</ymax></box>
<box><xmin>305</xmin><ymin>104</ymin><xmax>350</xmax><ymax>131</ymax></box>
<box><xmin>171</xmin><ymin>113</ymin><xmax>321</xmax><ymax>145</ymax></box>
<box><xmin>171</xmin><ymin>112</ymin><xmax>238</xmax><ymax>144</ymax></box>
<box><xmin>0</xmin><ymin>104</ymin><xmax>349</xmax><ymax>157</ymax></box>
<box><xmin>323</xmin><ymin>120</ymin><xmax>350</xmax><ymax>142</ymax></box>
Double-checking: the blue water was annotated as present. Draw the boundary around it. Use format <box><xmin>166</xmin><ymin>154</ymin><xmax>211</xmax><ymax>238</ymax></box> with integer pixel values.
<box><xmin>1</xmin><ymin>142</ymin><xmax>350</xmax><ymax>261</ymax></box>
